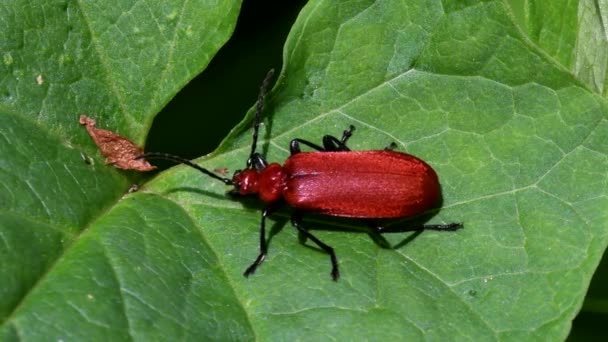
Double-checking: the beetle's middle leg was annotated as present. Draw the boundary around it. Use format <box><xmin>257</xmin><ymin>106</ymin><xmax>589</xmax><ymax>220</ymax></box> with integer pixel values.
<box><xmin>384</xmin><ymin>142</ymin><xmax>398</xmax><ymax>151</ymax></box>
<box><xmin>289</xmin><ymin>125</ymin><xmax>356</xmax><ymax>154</ymax></box>
<box><xmin>291</xmin><ymin>212</ymin><xmax>340</xmax><ymax>281</ymax></box>
<box><xmin>289</xmin><ymin>139</ymin><xmax>326</xmax><ymax>154</ymax></box>
<box><xmin>322</xmin><ymin>125</ymin><xmax>355</xmax><ymax>151</ymax></box>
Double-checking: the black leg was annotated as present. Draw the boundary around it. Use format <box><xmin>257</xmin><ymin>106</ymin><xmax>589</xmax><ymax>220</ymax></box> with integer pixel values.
<box><xmin>375</xmin><ymin>222</ymin><xmax>463</xmax><ymax>233</ymax></box>
<box><xmin>340</xmin><ymin>125</ymin><xmax>355</xmax><ymax>145</ymax></box>
<box><xmin>384</xmin><ymin>142</ymin><xmax>398</xmax><ymax>151</ymax></box>
<box><xmin>366</xmin><ymin>221</ymin><xmax>461</xmax><ymax>250</ymax></box>
<box><xmin>248</xmin><ymin>152</ymin><xmax>268</xmax><ymax>171</ymax></box>
<box><xmin>322</xmin><ymin>135</ymin><xmax>350</xmax><ymax>151</ymax></box>
<box><xmin>290</xmin><ymin>139</ymin><xmax>326</xmax><ymax>154</ymax></box>
<box><xmin>244</xmin><ymin>206</ymin><xmax>279</xmax><ymax>277</ymax></box>
<box><xmin>289</xmin><ymin>125</ymin><xmax>356</xmax><ymax>154</ymax></box>
<box><xmin>291</xmin><ymin>213</ymin><xmax>340</xmax><ymax>281</ymax></box>
<box><xmin>322</xmin><ymin>125</ymin><xmax>355</xmax><ymax>151</ymax></box>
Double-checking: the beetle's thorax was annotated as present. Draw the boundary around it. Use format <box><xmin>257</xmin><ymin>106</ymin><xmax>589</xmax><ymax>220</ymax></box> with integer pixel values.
<box><xmin>232</xmin><ymin>163</ymin><xmax>286</xmax><ymax>204</ymax></box>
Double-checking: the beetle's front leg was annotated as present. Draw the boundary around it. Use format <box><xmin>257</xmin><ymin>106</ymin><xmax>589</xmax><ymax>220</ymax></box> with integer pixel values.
<box><xmin>247</xmin><ymin>152</ymin><xmax>268</xmax><ymax>171</ymax></box>
<box><xmin>243</xmin><ymin>205</ymin><xmax>280</xmax><ymax>277</ymax></box>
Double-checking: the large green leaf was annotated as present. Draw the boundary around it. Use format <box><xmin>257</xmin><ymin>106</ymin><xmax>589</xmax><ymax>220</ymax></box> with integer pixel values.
<box><xmin>507</xmin><ymin>0</ymin><xmax>608</xmax><ymax>96</ymax></box>
<box><xmin>2</xmin><ymin>0</ymin><xmax>607</xmax><ymax>340</ymax></box>
<box><xmin>0</xmin><ymin>0</ymin><xmax>242</xmax><ymax>339</ymax></box>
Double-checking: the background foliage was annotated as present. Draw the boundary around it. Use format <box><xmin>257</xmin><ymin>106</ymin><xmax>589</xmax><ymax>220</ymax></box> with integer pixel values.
<box><xmin>1</xmin><ymin>0</ymin><xmax>606</xmax><ymax>340</ymax></box>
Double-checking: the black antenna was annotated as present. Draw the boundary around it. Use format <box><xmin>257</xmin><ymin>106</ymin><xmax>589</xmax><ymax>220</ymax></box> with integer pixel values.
<box><xmin>249</xmin><ymin>69</ymin><xmax>275</xmax><ymax>163</ymax></box>
<box><xmin>139</xmin><ymin>70</ymin><xmax>275</xmax><ymax>181</ymax></box>
<box><xmin>136</xmin><ymin>153</ymin><xmax>233</xmax><ymax>185</ymax></box>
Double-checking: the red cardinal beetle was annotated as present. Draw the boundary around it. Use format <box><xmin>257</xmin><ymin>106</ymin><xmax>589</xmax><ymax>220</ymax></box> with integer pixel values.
<box><xmin>139</xmin><ymin>70</ymin><xmax>462</xmax><ymax>280</ymax></box>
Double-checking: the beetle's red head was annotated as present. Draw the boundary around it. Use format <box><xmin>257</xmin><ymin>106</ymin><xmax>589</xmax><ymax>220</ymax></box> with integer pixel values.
<box><xmin>232</xmin><ymin>169</ymin><xmax>260</xmax><ymax>195</ymax></box>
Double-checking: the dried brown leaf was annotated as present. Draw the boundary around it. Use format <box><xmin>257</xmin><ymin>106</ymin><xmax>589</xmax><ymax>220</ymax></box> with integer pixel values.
<box><xmin>79</xmin><ymin>115</ymin><xmax>156</xmax><ymax>171</ymax></box>
<box><xmin>213</xmin><ymin>167</ymin><xmax>230</xmax><ymax>176</ymax></box>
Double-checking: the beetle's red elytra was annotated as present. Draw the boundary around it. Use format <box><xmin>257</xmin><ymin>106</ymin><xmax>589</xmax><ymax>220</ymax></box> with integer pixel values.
<box><xmin>283</xmin><ymin>151</ymin><xmax>440</xmax><ymax>218</ymax></box>
<box><xmin>138</xmin><ymin>69</ymin><xmax>462</xmax><ymax>281</ymax></box>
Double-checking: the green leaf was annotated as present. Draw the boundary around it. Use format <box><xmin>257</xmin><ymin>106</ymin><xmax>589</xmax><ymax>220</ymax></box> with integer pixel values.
<box><xmin>0</xmin><ymin>0</ymin><xmax>241</xmax><ymax>339</ymax></box>
<box><xmin>506</xmin><ymin>0</ymin><xmax>608</xmax><ymax>96</ymax></box>
<box><xmin>2</xmin><ymin>0</ymin><xmax>607</xmax><ymax>340</ymax></box>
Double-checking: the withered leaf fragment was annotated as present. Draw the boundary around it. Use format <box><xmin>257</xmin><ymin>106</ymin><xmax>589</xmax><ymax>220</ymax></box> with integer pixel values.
<box><xmin>79</xmin><ymin>115</ymin><xmax>156</xmax><ymax>171</ymax></box>
<box><xmin>213</xmin><ymin>167</ymin><xmax>230</xmax><ymax>176</ymax></box>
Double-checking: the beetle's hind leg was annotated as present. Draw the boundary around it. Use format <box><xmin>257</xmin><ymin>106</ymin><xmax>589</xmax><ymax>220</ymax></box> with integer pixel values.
<box><xmin>366</xmin><ymin>220</ymin><xmax>462</xmax><ymax>249</ymax></box>
<box><xmin>375</xmin><ymin>222</ymin><xmax>463</xmax><ymax>233</ymax></box>
<box><xmin>291</xmin><ymin>212</ymin><xmax>340</xmax><ymax>281</ymax></box>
